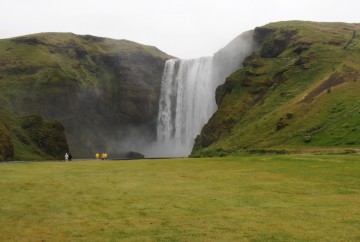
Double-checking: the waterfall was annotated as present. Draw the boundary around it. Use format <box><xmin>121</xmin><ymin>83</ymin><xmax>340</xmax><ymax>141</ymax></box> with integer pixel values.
<box><xmin>156</xmin><ymin>57</ymin><xmax>214</xmax><ymax>156</ymax></box>
<box><xmin>153</xmin><ymin>31</ymin><xmax>255</xmax><ymax>157</ymax></box>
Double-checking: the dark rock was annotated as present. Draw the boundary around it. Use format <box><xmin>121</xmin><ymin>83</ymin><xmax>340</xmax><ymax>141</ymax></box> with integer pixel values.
<box><xmin>260</xmin><ymin>38</ymin><xmax>291</xmax><ymax>58</ymax></box>
<box><xmin>293</xmin><ymin>42</ymin><xmax>312</xmax><ymax>55</ymax></box>
<box><xmin>276</xmin><ymin>113</ymin><xmax>294</xmax><ymax>131</ymax></box>
<box><xmin>243</xmin><ymin>54</ymin><xmax>264</xmax><ymax>68</ymax></box>
<box><xmin>253</xmin><ymin>27</ymin><xmax>275</xmax><ymax>44</ymax></box>
<box><xmin>272</xmin><ymin>70</ymin><xmax>286</xmax><ymax>82</ymax></box>
<box><xmin>215</xmin><ymin>79</ymin><xmax>234</xmax><ymax>106</ymax></box>
<box><xmin>0</xmin><ymin>120</ymin><xmax>14</xmax><ymax>161</ymax></box>
<box><xmin>240</xmin><ymin>78</ymin><xmax>252</xmax><ymax>87</ymax></box>
<box><xmin>303</xmin><ymin>135</ymin><xmax>312</xmax><ymax>143</ymax></box>
<box><xmin>298</xmin><ymin>70</ymin><xmax>357</xmax><ymax>104</ymax></box>
<box><xmin>12</xmin><ymin>37</ymin><xmax>44</xmax><ymax>45</ymax></box>
<box><xmin>193</xmin><ymin>131</ymin><xmax>217</xmax><ymax>149</ymax></box>
<box><xmin>255</xmin><ymin>28</ymin><xmax>298</xmax><ymax>58</ymax></box>
<box><xmin>294</xmin><ymin>56</ymin><xmax>311</xmax><ymax>66</ymax></box>
<box><xmin>276</xmin><ymin>118</ymin><xmax>288</xmax><ymax>130</ymax></box>
<box><xmin>81</xmin><ymin>35</ymin><xmax>105</xmax><ymax>42</ymax></box>
<box><xmin>244</xmin><ymin>70</ymin><xmax>263</xmax><ymax>77</ymax></box>
<box><xmin>328</xmin><ymin>41</ymin><xmax>343</xmax><ymax>46</ymax></box>
<box><xmin>21</xmin><ymin>115</ymin><xmax>68</xmax><ymax>159</ymax></box>
<box><xmin>126</xmin><ymin>151</ymin><xmax>145</xmax><ymax>159</ymax></box>
<box><xmin>74</xmin><ymin>47</ymin><xmax>88</xmax><ymax>59</ymax></box>
<box><xmin>286</xmin><ymin>113</ymin><xmax>294</xmax><ymax>119</ymax></box>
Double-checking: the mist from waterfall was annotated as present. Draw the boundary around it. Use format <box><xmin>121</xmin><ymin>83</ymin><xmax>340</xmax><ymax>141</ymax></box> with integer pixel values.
<box><xmin>147</xmin><ymin>31</ymin><xmax>255</xmax><ymax>157</ymax></box>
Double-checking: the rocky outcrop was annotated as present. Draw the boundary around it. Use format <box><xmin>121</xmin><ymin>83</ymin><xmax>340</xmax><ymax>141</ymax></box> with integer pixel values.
<box><xmin>20</xmin><ymin>115</ymin><xmax>68</xmax><ymax>159</ymax></box>
<box><xmin>0</xmin><ymin>108</ymin><xmax>68</xmax><ymax>161</ymax></box>
<box><xmin>254</xmin><ymin>27</ymin><xmax>298</xmax><ymax>58</ymax></box>
<box><xmin>0</xmin><ymin>120</ymin><xmax>14</xmax><ymax>161</ymax></box>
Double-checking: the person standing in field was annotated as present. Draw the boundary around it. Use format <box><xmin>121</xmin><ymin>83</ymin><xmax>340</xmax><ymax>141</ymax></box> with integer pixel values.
<box><xmin>96</xmin><ymin>153</ymin><xmax>99</xmax><ymax>160</ymax></box>
<box><xmin>104</xmin><ymin>153</ymin><xmax>108</xmax><ymax>160</ymax></box>
<box><xmin>101</xmin><ymin>153</ymin><xmax>105</xmax><ymax>160</ymax></box>
<box><xmin>65</xmin><ymin>153</ymin><xmax>69</xmax><ymax>162</ymax></box>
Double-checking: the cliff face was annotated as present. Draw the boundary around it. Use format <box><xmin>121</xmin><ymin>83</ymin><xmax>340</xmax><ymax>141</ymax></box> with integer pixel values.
<box><xmin>0</xmin><ymin>114</ymin><xmax>13</xmax><ymax>160</ymax></box>
<box><xmin>192</xmin><ymin>21</ymin><xmax>360</xmax><ymax>156</ymax></box>
<box><xmin>0</xmin><ymin>33</ymin><xmax>172</xmax><ymax>158</ymax></box>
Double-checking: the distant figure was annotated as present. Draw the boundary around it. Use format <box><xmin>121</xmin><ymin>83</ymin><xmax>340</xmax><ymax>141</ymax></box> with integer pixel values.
<box><xmin>101</xmin><ymin>153</ymin><xmax>105</xmax><ymax>160</ymax></box>
<box><xmin>68</xmin><ymin>153</ymin><xmax>72</xmax><ymax>161</ymax></box>
<box><xmin>65</xmin><ymin>152</ymin><xmax>69</xmax><ymax>162</ymax></box>
<box><xmin>96</xmin><ymin>153</ymin><xmax>99</xmax><ymax>160</ymax></box>
<box><xmin>104</xmin><ymin>153</ymin><xmax>108</xmax><ymax>160</ymax></box>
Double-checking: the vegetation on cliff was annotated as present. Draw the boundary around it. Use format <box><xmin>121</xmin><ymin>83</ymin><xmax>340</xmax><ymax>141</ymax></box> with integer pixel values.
<box><xmin>0</xmin><ymin>33</ymin><xmax>172</xmax><ymax>158</ymax></box>
<box><xmin>192</xmin><ymin>21</ymin><xmax>360</xmax><ymax>157</ymax></box>
<box><xmin>0</xmin><ymin>107</ymin><xmax>68</xmax><ymax>161</ymax></box>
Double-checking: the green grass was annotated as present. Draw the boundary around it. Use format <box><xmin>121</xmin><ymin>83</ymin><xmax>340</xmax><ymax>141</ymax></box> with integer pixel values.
<box><xmin>1</xmin><ymin>155</ymin><xmax>360</xmax><ymax>241</ymax></box>
<box><xmin>193</xmin><ymin>21</ymin><xmax>360</xmax><ymax>156</ymax></box>
<box><xmin>0</xmin><ymin>32</ymin><xmax>173</xmax><ymax>159</ymax></box>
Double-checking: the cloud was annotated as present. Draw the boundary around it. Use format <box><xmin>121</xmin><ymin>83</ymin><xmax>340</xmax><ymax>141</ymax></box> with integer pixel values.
<box><xmin>1</xmin><ymin>0</ymin><xmax>360</xmax><ymax>58</ymax></box>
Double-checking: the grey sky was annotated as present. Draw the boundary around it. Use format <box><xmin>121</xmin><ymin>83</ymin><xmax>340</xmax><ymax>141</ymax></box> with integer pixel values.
<box><xmin>1</xmin><ymin>0</ymin><xmax>359</xmax><ymax>58</ymax></box>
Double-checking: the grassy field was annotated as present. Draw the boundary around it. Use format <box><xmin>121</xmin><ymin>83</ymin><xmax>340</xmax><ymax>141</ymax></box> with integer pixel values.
<box><xmin>0</xmin><ymin>155</ymin><xmax>359</xmax><ymax>241</ymax></box>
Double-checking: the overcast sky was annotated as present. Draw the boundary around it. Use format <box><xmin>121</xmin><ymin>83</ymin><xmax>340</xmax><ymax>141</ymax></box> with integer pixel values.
<box><xmin>1</xmin><ymin>0</ymin><xmax>359</xmax><ymax>58</ymax></box>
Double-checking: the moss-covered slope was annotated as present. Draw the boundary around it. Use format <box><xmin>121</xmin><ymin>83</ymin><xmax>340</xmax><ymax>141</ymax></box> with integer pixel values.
<box><xmin>0</xmin><ymin>33</ymin><xmax>172</xmax><ymax>158</ymax></box>
<box><xmin>0</xmin><ymin>107</ymin><xmax>68</xmax><ymax>161</ymax></box>
<box><xmin>192</xmin><ymin>21</ymin><xmax>360</xmax><ymax>156</ymax></box>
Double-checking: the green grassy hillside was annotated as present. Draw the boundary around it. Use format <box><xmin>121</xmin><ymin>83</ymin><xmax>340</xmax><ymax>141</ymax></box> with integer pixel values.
<box><xmin>0</xmin><ymin>107</ymin><xmax>68</xmax><ymax>161</ymax></box>
<box><xmin>0</xmin><ymin>33</ymin><xmax>172</xmax><ymax>158</ymax></box>
<box><xmin>192</xmin><ymin>21</ymin><xmax>360</xmax><ymax>157</ymax></box>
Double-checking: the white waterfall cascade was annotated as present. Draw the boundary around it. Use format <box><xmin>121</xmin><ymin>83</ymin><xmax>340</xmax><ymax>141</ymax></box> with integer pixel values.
<box><xmin>152</xmin><ymin>31</ymin><xmax>255</xmax><ymax>157</ymax></box>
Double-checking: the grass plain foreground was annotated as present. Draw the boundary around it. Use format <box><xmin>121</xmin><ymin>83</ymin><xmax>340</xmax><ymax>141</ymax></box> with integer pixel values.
<box><xmin>0</xmin><ymin>155</ymin><xmax>359</xmax><ymax>241</ymax></box>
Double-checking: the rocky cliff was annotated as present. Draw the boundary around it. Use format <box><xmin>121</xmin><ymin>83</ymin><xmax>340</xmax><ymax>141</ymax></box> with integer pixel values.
<box><xmin>192</xmin><ymin>21</ymin><xmax>360</xmax><ymax>156</ymax></box>
<box><xmin>0</xmin><ymin>33</ymin><xmax>172</xmax><ymax>159</ymax></box>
